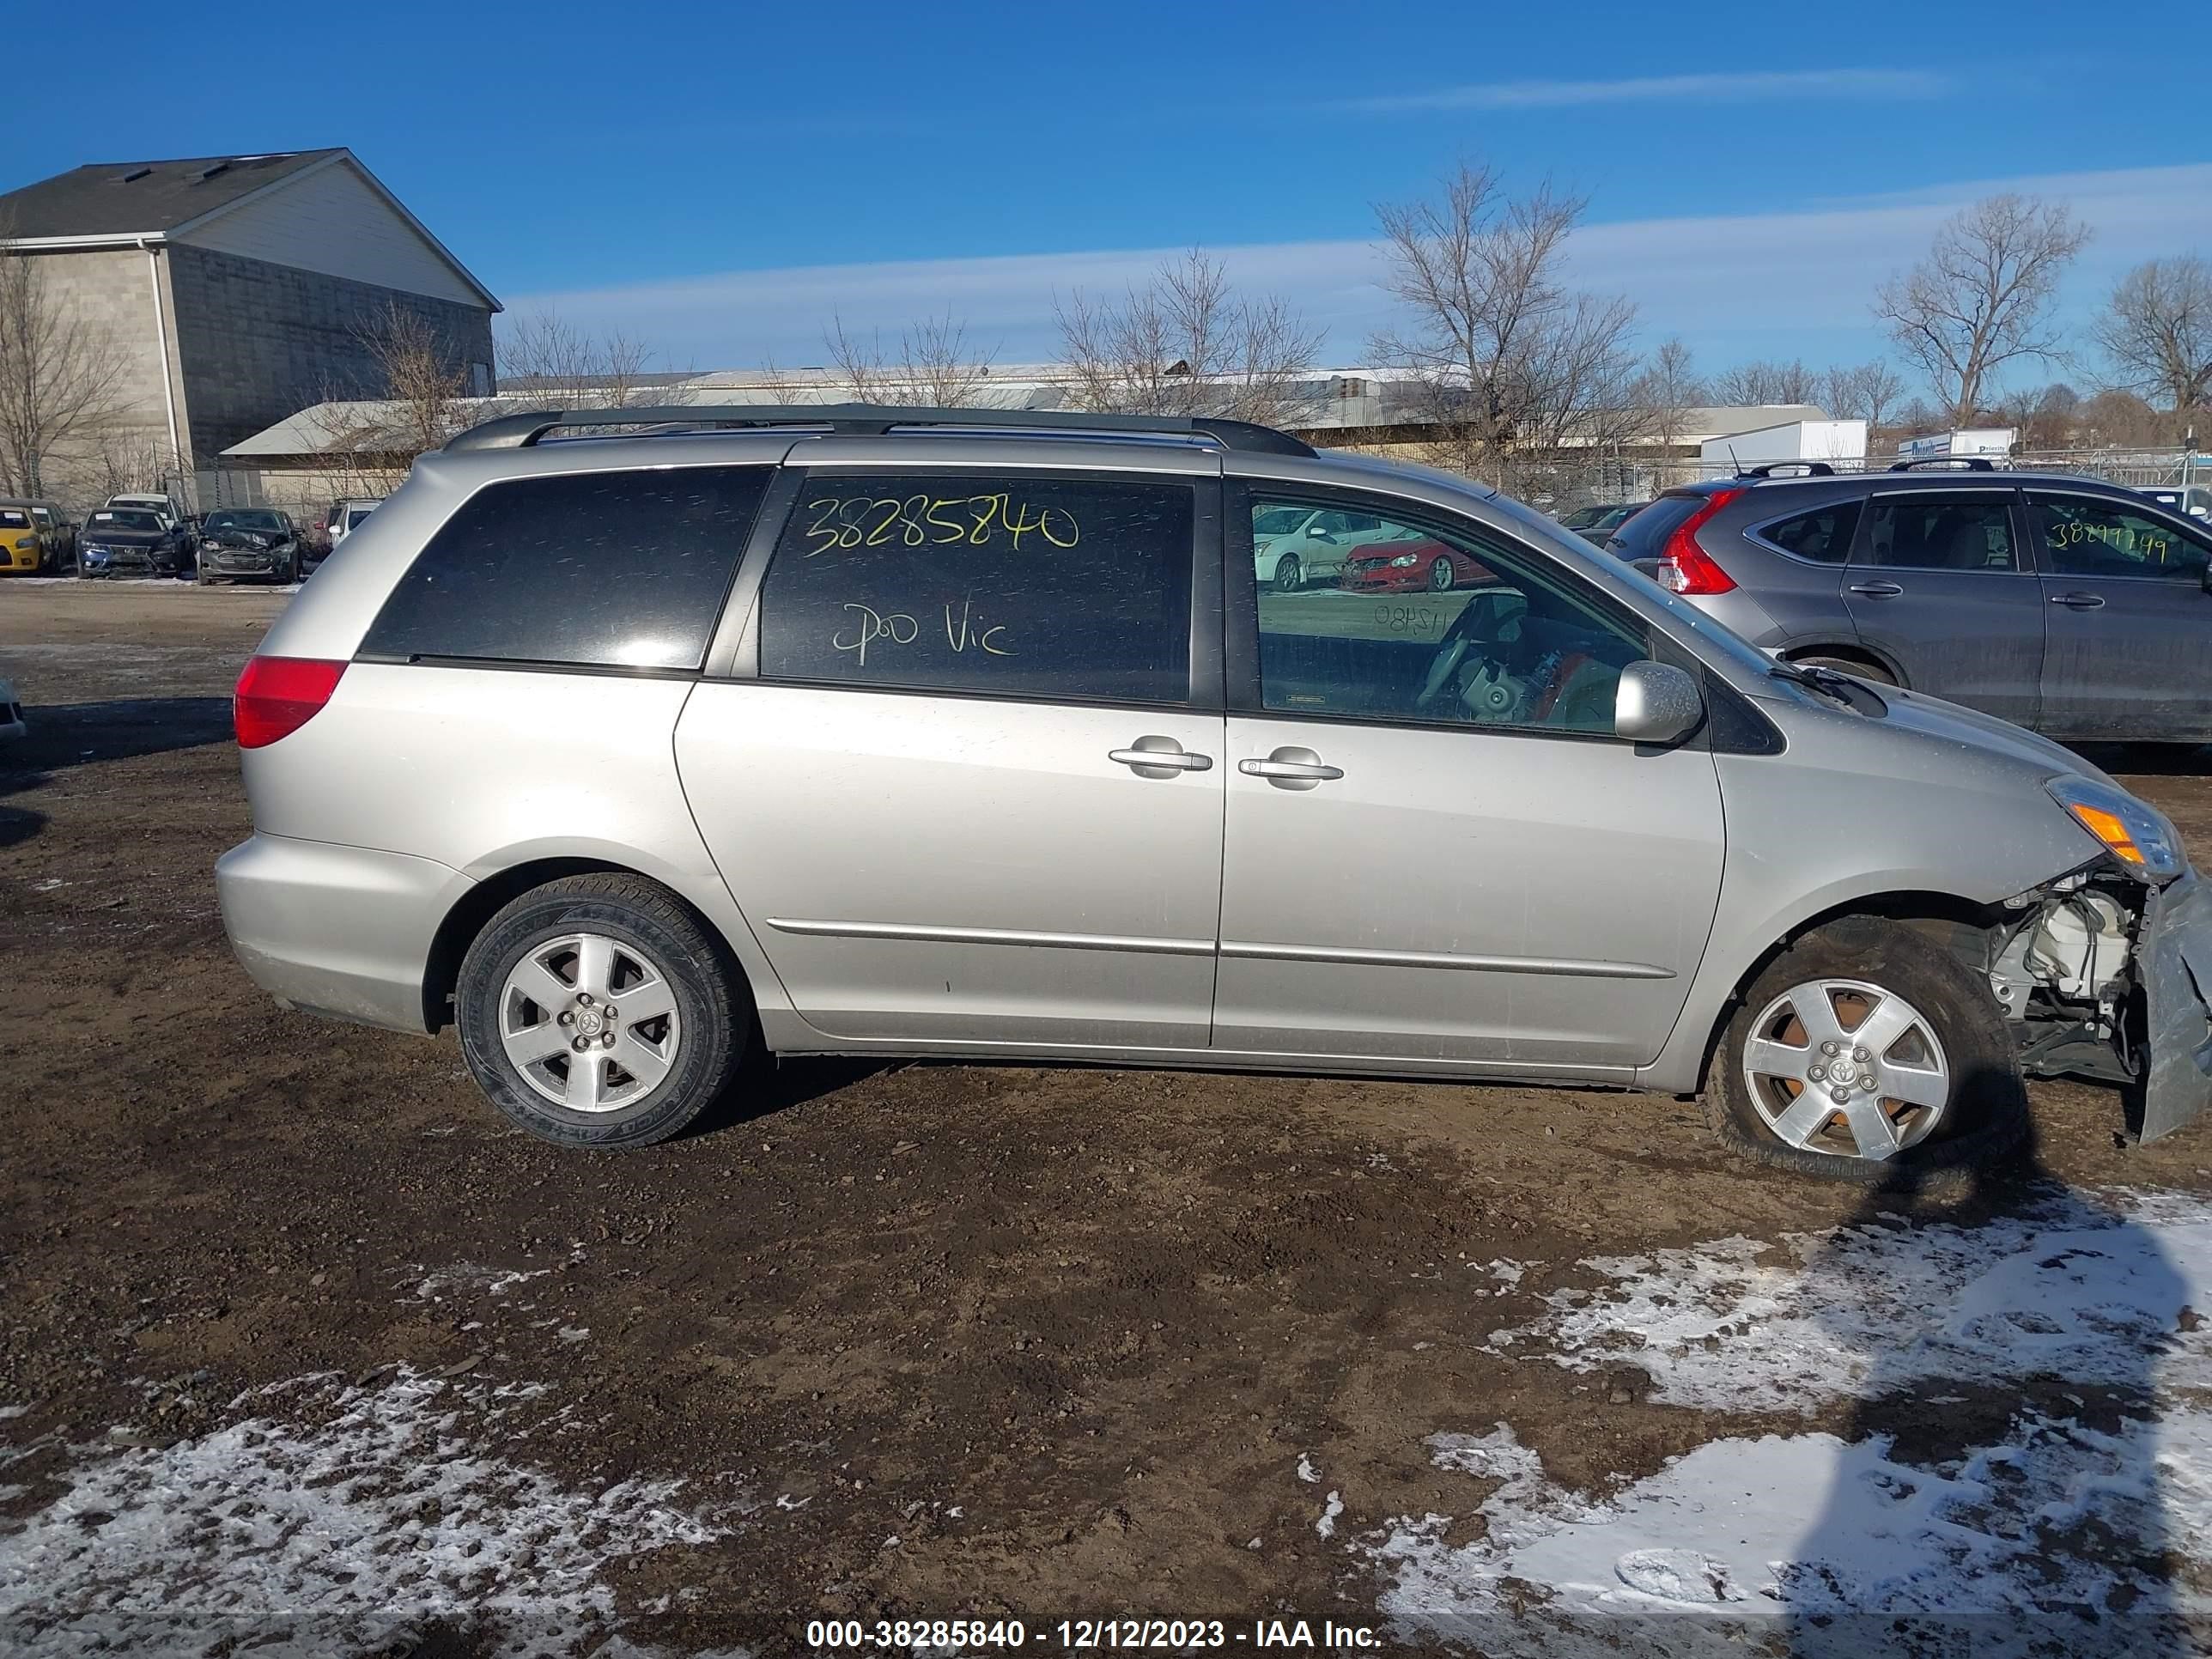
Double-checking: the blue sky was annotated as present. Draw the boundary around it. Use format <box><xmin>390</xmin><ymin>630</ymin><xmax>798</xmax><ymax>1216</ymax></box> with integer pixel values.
<box><xmin>9</xmin><ymin>0</ymin><xmax>2209</xmax><ymax>394</ymax></box>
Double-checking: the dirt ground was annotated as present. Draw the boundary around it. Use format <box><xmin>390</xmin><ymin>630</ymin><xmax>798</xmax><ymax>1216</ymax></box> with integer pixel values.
<box><xmin>3</xmin><ymin>580</ymin><xmax>2210</xmax><ymax>1657</ymax></box>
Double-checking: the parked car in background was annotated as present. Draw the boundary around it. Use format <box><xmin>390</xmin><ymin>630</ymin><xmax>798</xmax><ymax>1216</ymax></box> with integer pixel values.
<box><xmin>1253</xmin><ymin>504</ymin><xmax>1394</xmax><ymax>591</ymax></box>
<box><xmin>1335</xmin><ymin>531</ymin><xmax>1496</xmax><ymax>592</ymax></box>
<box><xmin>0</xmin><ymin>499</ymin><xmax>74</xmax><ymax>570</ymax></box>
<box><xmin>197</xmin><ymin>509</ymin><xmax>301</xmax><ymax>585</ymax></box>
<box><xmin>77</xmin><ymin>507</ymin><xmax>192</xmax><ymax>578</ymax></box>
<box><xmin>327</xmin><ymin>498</ymin><xmax>382</xmax><ymax>551</ymax></box>
<box><xmin>215</xmin><ymin>402</ymin><xmax>2208</xmax><ymax>1182</ymax></box>
<box><xmin>2142</xmin><ymin>485</ymin><xmax>2211</xmax><ymax>521</ymax></box>
<box><xmin>106</xmin><ymin>492</ymin><xmax>182</xmax><ymax>527</ymax></box>
<box><xmin>0</xmin><ymin>507</ymin><xmax>43</xmax><ymax>574</ymax></box>
<box><xmin>1563</xmin><ymin>501</ymin><xmax>1646</xmax><ymax>544</ymax></box>
<box><xmin>1604</xmin><ymin>459</ymin><xmax>2212</xmax><ymax>743</ymax></box>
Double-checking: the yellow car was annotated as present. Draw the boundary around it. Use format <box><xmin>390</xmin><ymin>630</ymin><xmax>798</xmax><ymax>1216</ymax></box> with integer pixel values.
<box><xmin>0</xmin><ymin>506</ymin><xmax>43</xmax><ymax>574</ymax></box>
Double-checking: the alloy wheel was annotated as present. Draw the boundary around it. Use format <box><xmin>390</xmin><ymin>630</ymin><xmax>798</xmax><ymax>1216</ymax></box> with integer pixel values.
<box><xmin>498</xmin><ymin>932</ymin><xmax>683</xmax><ymax>1113</ymax></box>
<box><xmin>1740</xmin><ymin>977</ymin><xmax>1949</xmax><ymax>1161</ymax></box>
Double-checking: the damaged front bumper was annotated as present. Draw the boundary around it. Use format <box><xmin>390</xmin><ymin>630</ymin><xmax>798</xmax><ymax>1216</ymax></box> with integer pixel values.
<box><xmin>2141</xmin><ymin>868</ymin><xmax>2212</xmax><ymax>1142</ymax></box>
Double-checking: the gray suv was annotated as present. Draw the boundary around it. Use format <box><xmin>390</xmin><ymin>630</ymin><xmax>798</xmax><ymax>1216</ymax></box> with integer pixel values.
<box><xmin>1607</xmin><ymin>460</ymin><xmax>2212</xmax><ymax>743</ymax></box>
<box><xmin>215</xmin><ymin>406</ymin><xmax>2212</xmax><ymax>1179</ymax></box>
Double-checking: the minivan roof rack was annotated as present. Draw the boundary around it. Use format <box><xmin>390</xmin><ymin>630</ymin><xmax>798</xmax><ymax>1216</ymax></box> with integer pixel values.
<box><xmin>1887</xmin><ymin>456</ymin><xmax>1998</xmax><ymax>472</ymax></box>
<box><xmin>443</xmin><ymin>403</ymin><xmax>1316</xmax><ymax>458</ymax></box>
<box><xmin>1741</xmin><ymin>461</ymin><xmax>1835</xmax><ymax>478</ymax></box>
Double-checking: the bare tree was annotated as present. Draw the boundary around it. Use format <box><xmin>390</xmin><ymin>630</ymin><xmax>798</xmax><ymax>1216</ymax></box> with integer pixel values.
<box><xmin>1875</xmin><ymin>193</ymin><xmax>2091</xmax><ymax>425</ymax></box>
<box><xmin>0</xmin><ymin>219</ymin><xmax>135</xmax><ymax>498</ymax></box>
<box><xmin>498</xmin><ymin>308</ymin><xmax>659</xmax><ymax>408</ymax></box>
<box><xmin>1819</xmin><ymin>360</ymin><xmax>1908</xmax><ymax>432</ymax></box>
<box><xmin>825</xmin><ymin>311</ymin><xmax>997</xmax><ymax>408</ymax></box>
<box><xmin>1709</xmin><ymin>357</ymin><xmax>1820</xmax><ymax>407</ymax></box>
<box><xmin>1629</xmin><ymin>337</ymin><xmax>1704</xmax><ymax>452</ymax></box>
<box><xmin>1057</xmin><ymin>248</ymin><xmax>1322</xmax><ymax>428</ymax></box>
<box><xmin>2075</xmin><ymin>387</ymin><xmax>2169</xmax><ymax>449</ymax></box>
<box><xmin>2091</xmin><ymin>255</ymin><xmax>2212</xmax><ymax>413</ymax></box>
<box><xmin>312</xmin><ymin>301</ymin><xmax>476</xmax><ymax>495</ymax></box>
<box><xmin>1370</xmin><ymin>163</ymin><xmax>1639</xmax><ymax>489</ymax></box>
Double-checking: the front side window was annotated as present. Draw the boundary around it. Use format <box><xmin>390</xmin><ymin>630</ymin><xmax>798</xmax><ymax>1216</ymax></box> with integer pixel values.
<box><xmin>361</xmin><ymin>466</ymin><xmax>769</xmax><ymax>670</ymax></box>
<box><xmin>1755</xmin><ymin>501</ymin><xmax>1860</xmax><ymax>563</ymax></box>
<box><xmin>757</xmin><ymin>473</ymin><xmax>1194</xmax><ymax>704</ymax></box>
<box><xmin>2030</xmin><ymin>493</ymin><xmax>2211</xmax><ymax>581</ymax></box>
<box><xmin>1863</xmin><ymin>495</ymin><xmax>2016</xmax><ymax>571</ymax></box>
<box><xmin>1246</xmin><ymin>495</ymin><xmax>1646</xmax><ymax>736</ymax></box>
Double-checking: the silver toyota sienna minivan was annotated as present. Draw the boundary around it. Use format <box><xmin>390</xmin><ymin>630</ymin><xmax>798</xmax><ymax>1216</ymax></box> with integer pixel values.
<box><xmin>216</xmin><ymin>405</ymin><xmax>2212</xmax><ymax>1181</ymax></box>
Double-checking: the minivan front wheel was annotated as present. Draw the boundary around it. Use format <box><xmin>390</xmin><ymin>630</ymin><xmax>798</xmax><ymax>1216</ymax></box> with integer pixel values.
<box><xmin>1705</xmin><ymin>917</ymin><xmax>2026</xmax><ymax>1181</ymax></box>
<box><xmin>456</xmin><ymin>873</ymin><xmax>744</xmax><ymax>1149</ymax></box>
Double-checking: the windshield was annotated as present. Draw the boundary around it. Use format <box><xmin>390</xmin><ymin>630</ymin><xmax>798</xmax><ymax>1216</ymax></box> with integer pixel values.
<box><xmin>0</xmin><ymin>511</ymin><xmax>27</xmax><ymax>529</ymax></box>
<box><xmin>1251</xmin><ymin>505</ymin><xmax>1310</xmax><ymax>537</ymax></box>
<box><xmin>88</xmin><ymin>510</ymin><xmax>162</xmax><ymax>532</ymax></box>
<box><xmin>207</xmin><ymin>510</ymin><xmax>284</xmax><ymax>532</ymax></box>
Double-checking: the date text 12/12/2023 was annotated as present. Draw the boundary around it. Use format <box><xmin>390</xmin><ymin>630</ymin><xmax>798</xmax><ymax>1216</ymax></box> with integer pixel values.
<box><xmin>803</xmin><ymin>1617</ymin><xmax>1382</xmax><ymax>1650</ymax></box>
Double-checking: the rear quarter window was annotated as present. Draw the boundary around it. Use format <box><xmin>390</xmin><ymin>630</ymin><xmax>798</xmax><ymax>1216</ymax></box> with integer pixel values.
<box><xmin>1751</xmin><ymin>501</ymin><xmax>1861</xmax><ymax>563</ymax></box>
<box><xmin>360</xmin><ymin>466</ymin><xmax>770</xmax><ymax>670</ymax></box>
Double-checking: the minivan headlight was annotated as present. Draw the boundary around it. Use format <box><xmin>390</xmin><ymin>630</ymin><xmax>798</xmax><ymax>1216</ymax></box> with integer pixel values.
<box><xmin>2046</xmin><ymin>775</ymin><xmax>2185</xmax><ymax>882</ymax></box>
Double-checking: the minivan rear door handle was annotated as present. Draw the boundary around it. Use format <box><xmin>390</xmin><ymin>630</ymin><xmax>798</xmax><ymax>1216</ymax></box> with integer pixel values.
<box><xmin>2049</xmin><ymin>591</ymin><xmax>2106</xmax><ymax>610</ymax></box>
<box><xmin>1109</xmin><ymin>738</ymin><xmax>1213</xmax><ymax>777</ymax></box>
<box><xmin>1238</xmin><ymin>747</ymin><xmax>1344</xmax><ymax>790</ymax></box>
<box><xmin>1846</xmin><ymin>580</ymin><xmax>1904</xmax><ymax>598</ymax></box>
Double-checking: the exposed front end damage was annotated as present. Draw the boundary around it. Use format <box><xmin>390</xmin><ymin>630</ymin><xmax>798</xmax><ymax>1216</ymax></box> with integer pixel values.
<box><xmin>1988</xmin><ymin>866</ymin><xmax>2212</xmax><ymax>1142</ymax></box>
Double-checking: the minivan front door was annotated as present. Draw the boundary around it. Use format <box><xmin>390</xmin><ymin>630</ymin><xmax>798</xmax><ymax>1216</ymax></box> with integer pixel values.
<box><xmin>678</xmin><ymin>465</ymin><xmax>1226</xmax><ymax>1051</ymax></box>
<box><xmin>1841</xmin><ymin>489</ymin><xmax>2044</xmax><ymax>726</ymax></box>
<box><xmin>1213</xmin><ymin>489</ymin><xmax>1726</xmax><ymax>1073</ymax></box>
<box><xmin>2025</xmin><ymin>489</ymin><xmax>2212</xmax><ymax>742</ymax></box>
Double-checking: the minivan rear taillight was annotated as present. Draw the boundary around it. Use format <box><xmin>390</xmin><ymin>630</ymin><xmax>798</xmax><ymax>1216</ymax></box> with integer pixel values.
<box><xmin>234</xmin><ymin>656</ymin><xmax>347</xmax><ymax>749</ymax></box>
<box><xmin>1655</xmin><ymin>488</ymin><xmax>1743</xmax><ymax>595</ymax></box>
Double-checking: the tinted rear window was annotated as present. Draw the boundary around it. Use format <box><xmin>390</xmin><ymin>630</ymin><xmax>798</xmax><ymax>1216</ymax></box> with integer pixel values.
<box><xmin>362</xmin><ymin>467</ymin><xmax>769</xmax><ymax>670</ymax></box>
<box><xmin>1607</xmin><ymin>492</ymin><xmax>1701</xmax><ymax>556</ymax></box>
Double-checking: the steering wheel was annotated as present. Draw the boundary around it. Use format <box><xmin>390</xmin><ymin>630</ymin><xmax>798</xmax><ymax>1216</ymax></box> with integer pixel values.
<box><xmin>1414</xmin><ymin>589</ymin><xmax>1528</xmax><ymax>711</ymax></box>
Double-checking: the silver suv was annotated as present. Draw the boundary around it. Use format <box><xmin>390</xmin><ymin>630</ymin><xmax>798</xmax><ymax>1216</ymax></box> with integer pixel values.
<box><xmin>1607</xmin><ymin>460</ymin><xmax>2212</xmax><ymax>743</ymax></box>
<box><xmin>216</xmin><ymin>406</ymin><xmax>2212</xmax><ymax>1179</ymax></box>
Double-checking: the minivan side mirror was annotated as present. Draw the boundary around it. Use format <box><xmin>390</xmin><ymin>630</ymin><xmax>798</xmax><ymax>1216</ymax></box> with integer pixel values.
<box><xmin>1615</xmin><ymin>660</ymin><xmax>1704</xmax><ymax>745</ymax></box>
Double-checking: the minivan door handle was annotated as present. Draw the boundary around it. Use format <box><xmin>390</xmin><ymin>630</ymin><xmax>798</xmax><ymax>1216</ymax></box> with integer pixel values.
<box><xmin>1238</xmin><ymin>746</ymin><xmax>1344</xmax><ymax>790</ymax></box>
<box><xmin>1109</xmin><ymin>738</ymin><xmax>1213</xmax><ymax>778</ymax></box>
<box><xmin>1846</xmin><ymin>580</ymin><xmax>1904</xmax><ymax>598</ymax></box>
<box><xmin>2050</xmin><ymin>591</ymin><xmax>2106</xmax><ymax>610</ymax></box>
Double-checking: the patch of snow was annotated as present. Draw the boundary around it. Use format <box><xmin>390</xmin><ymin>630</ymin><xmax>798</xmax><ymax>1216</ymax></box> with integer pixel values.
<box><xmin>1376</xmin><ymin>1187</ymin><xmax>2212</xmax><ymax>1655</ymax></box>
<box><xmin>558</xmin><ymin>1326</ymin><xmax>591</xmax><ymax>1344</ymax></box>
<box><xmin>1482</xmin><ymin>1185</ymin><xmax>2212</xmax><ymax>1411</ymax></box>
<box><xmin>0</xmin><ymin>1368</ymin><xmax>740</xmax><ymax>1658</ymax></box>
<box><xmin>1379</xmin><ymin>1414</ymin><xmax>2212</xmax><ymax>1656</ymax></box>
<box><xmin>0</xmin><ymin>1407</ymin><xmax>27</xmax><ymax>1422</ymax></box>
<box><xmin>1297</xmin><ymin>1454</ymin><xmax>1321</xmax><ymax>1484</ymax></box>
<box><xmin>403</xmin><ymin>1262</ymin><xmax>555</xmax><ymax>1304</ymax></box>
<box><xmin>1316</xmin><ymin>1492</ymin><xmax>1345</xmax><ymax>1540</ymax></box>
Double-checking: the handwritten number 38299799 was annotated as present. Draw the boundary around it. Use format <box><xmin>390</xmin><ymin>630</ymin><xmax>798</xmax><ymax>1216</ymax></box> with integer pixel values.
<box><xmin>801</xmin><ymin>494</ymin><xmax>1079</xmax><ymax>555</ymax></box>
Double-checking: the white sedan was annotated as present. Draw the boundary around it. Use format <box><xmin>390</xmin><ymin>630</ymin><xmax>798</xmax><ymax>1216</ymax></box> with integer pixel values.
<box><xmin>1253</xmin><ymin>506</ymin><xmax>1407</xmax><ymax>592</ymax></box>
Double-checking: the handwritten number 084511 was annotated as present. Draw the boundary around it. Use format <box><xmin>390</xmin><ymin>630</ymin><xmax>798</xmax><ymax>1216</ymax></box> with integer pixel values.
<box><xmin>801</xmin><ymin>494</ymin><xmax>1079</xmax><ymax>556</ymax></box>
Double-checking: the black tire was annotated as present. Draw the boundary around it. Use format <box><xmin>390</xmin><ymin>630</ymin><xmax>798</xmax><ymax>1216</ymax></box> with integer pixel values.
<box><xmin>455</xmin><ymin>873</ymin><xmax>748</xmax><ymax>1150</ymax></box>
<box><xmin>1429</xmin><ymin>555</ymin><xmax>1455</xmax><ymax>592</ymax></box>
<box><xmin>1703</xmin><ymin>915</ymin><xmax>2027</xmax><ymax>1182</ymax></box>
<box><xmin>1273</xmin><ymin>555</ymin><xmax>1302</xmax><ymax>593</ymax></box>
<box><xmin>1795</xmin><ymin>653</ymin><xmax>1897</xmax><ymax>686</ymax></box>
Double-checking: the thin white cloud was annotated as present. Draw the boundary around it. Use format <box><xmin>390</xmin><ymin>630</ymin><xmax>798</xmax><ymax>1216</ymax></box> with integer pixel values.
<box><xmin>503</xmin><ymin>162</ymin><xmax>2212</xmax><ymax>385</ymax></box>
<box><xmin>1333</xmin><ymin>68</ymin><xmax>1949</xmax><ymax>114</ymax></box>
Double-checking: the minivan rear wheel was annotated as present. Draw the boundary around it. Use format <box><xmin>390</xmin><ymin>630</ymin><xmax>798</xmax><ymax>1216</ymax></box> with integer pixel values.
<box><xmin>1704</xmin><ymin>917</ymin><xmax>2026</xmax><ymax>1181</ymax></box>
<box><xmin>456</xmin><ymin>873</ymin><xmax>745</xmax><ymax>1150</ymax></box>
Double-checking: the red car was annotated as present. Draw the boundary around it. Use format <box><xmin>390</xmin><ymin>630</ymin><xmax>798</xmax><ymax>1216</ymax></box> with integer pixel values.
<box><xmin>1336</xmin><ymin>534</ymin><xmax>1496</xmax><ymax>593</ymax></box>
